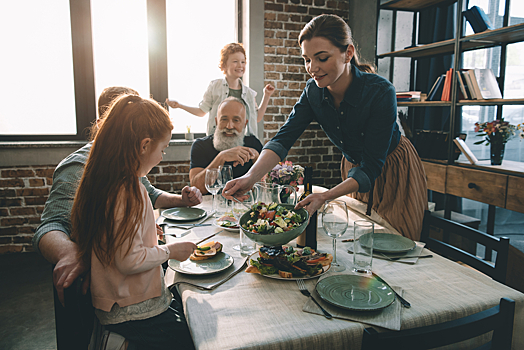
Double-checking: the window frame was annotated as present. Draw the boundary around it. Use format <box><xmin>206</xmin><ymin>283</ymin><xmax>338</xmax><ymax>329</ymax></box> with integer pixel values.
<box><xmin>0</xmin><ymin>0</ymin><xmax>239</xmax><ymax>142</ymax></box>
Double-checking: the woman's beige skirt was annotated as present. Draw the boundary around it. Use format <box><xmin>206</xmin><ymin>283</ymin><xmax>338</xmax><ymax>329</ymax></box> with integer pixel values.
<box><xmin>341</xmin><ymin>136</ymin><xmax>428</xmax><ymax>241</ymax></box>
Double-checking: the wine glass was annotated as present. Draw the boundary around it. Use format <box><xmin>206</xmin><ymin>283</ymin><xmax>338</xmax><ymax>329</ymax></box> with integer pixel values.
<box><xmin>321</xmin><ymin>200</ymin><xmax>348</xmax><ymax>272</ymax></box>
<box><xmin>231</xmin><ymin>190</ymin><xmax>255</xmax><ymax>252</ymax></box>
<box><xmin>205</xmin><ymin>168</ymin><xmax>222</xmax><ymax>216</ymax></box>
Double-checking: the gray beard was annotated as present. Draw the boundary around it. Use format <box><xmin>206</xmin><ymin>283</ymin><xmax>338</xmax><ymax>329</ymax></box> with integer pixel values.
<box><xmin>213</xmin><ymin>128</ymin><xmax>244</xmax><ymax>152</ymax></box>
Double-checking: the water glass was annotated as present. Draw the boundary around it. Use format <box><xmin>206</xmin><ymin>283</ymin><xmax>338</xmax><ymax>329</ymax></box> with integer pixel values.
<box><xmin>321</xmin><ymin>200</ymin><xmax>348</xmax><ymax>272</ymax></box>
<box><xmin>217</xmin><ymin>165</ymin><xmax>234</xmax><ymax>216</ymax></box>
<box><xmin>353</xmin><ymin>220</ymin><xmax>374</xmax><ymax>273</ymax></box>
<box><xmin>232</xmin><ymin>191</ymin><xmax>256</xmax><ymax>254</ymax></box>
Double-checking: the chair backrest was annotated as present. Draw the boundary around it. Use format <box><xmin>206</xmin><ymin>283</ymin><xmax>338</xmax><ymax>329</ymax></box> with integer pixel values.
<box><xmin>53</xmin><ymin>271</ymin><xmax>94</xmax><ymax>350</ymax></box>
<box><xmin>361</xmin><ymin>298</ymin><xmax>515</xmax><ymax>350</ymax></box>
<box><xmin>420</xmin><ymin>210</ymin><xmax>510</xmax><ymax>283</ymax></box>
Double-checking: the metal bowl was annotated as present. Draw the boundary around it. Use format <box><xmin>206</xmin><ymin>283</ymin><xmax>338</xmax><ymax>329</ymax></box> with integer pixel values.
<box><xmin>239</xmin><ymin>204</ymin><xmax>309</xmax><ymax>247</ymax></box>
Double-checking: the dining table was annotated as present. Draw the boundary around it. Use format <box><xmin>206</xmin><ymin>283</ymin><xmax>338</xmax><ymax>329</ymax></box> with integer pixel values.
<box><xmin>160</xmin><ymin>191</ymin><xmax>524</xmax><ymax>350</ymax></box>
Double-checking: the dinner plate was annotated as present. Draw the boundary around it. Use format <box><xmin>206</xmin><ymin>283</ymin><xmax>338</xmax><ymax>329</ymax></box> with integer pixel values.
<box><xmin>214</xmin><ymin>218</ymin><xmax>239</xmax><ymax>232</ymax></box>
<box><xmin>162</xmin><ymin>207</ymin><xmax>206</xmax><ymax>222</ymax></box>
<box><xmin>315</xmin><ymin>275</ymin><xmax>395</xmax><ymax>311</ymax></box>
<box><xmin>168</xmin><ymin>252</ymin><xmax>234</xmax><ymax>275</ymax></box>
<box><xmin>248</xmin><ymin>252</ymin><xmax>331</xmax><ymax>280</ymax></box>
<box><xmin>359</xmin><ymin>232</ymin><xmax>416</xmax><ymax>254</ymax></box>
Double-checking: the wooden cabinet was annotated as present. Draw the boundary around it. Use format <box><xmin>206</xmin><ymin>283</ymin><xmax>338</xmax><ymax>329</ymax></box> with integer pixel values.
<box><xmin>422</xmin><ymin>161</ymin><xmax>447</xmax><ymax>193</ymax></box>
<box><xmin>446</xmin><ymin>167</ymin><xmax>507</xmax><ymax>208</ymax></box>
<box><xmin>506</xmin><ymin>176</ymin><xmax>524</xmax><ymax>213</ymax></box>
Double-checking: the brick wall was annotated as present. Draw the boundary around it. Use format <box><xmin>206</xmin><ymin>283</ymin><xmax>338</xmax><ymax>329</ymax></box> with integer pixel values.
<box><xmin>262</xmin><ymin>0</ymin><xmax>348</xmax><ymax>186</ymax></box>
<box><xmin>0</xmin><ymin>162</ymin><xmax>190</xmax><ymax>254</ymax></box>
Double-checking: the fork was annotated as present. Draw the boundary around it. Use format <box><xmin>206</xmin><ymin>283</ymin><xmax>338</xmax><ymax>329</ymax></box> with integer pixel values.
<box><xmin>297</xmin><ymin>279</ymin><xmax>332</xmax><ymax>319</ymax></box>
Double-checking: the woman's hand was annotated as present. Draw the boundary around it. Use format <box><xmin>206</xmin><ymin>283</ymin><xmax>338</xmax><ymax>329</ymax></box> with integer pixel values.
<box><xmin>168</xmin><ymin>242</ymin><xmax>197</xmax><ymax>261</ymax></box>
<box><xmin>223</xmin><ymin>175</ymin><xmax>256</xmax><ymax>200</ymax></box>
<box><xmin>295</xmin><ymin>192</ymin><xmax>328</xmax><ymax>216</ymax></box>
<box><xmin>165</xmin><ymin>99</ymin><xmax>180</xmax><ymax>109</ymax></box>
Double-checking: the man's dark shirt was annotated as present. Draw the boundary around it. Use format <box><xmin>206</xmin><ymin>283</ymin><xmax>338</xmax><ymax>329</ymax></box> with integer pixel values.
<box><xmin>190</xmin><ymin>135</ymin><xmax>263</xmax><ymax>178</ymax></box>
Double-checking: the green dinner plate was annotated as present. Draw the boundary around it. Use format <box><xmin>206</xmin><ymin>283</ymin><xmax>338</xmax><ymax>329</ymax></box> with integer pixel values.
<box><xmin>315</xmin><ymin>275</ymin><xmax>395</xmax><ymax>311</ymax></box>
<box><xmin>359</xmin><ymin>232</ymin><xmax>416</xmax><ymax>254</ymax></box>
<box><xmin>168</xmin><ymin>252</ymin><xmax>234</xmax><ymax>275</ymax></box>
<box><xmin>161</xmin><ymin>207</ymin><xmax>206</xmax><ymax>222</ymax></box>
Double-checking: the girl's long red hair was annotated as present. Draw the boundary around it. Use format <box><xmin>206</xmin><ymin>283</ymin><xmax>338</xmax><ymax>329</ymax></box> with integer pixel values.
<box><xmin>71</xmin><ymin>94</ymin><xmax>173</xmax><ymax>266</ymax></box>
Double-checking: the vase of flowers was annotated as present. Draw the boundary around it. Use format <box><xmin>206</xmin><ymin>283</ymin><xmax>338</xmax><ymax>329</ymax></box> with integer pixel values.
<box><xmin>264</xmin><ymin>161</ymin><xmax>304</xmax><ymax>203</ymax></box>
<box><xmin>474</xmin><ymin>119</ymin><xmax>523</xmax><ymax>165</ymax></box>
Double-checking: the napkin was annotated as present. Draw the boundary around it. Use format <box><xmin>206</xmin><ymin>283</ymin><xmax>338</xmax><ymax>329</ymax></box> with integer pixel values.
<box><xmin>347</xmin><ymin>241</ymin><xmax>427</xmax><ymax>264</ymax></box>
<box><xmin>302</xmin><ymin>273</ymin><xmax>403</xmax><ymax>331</ymax></box>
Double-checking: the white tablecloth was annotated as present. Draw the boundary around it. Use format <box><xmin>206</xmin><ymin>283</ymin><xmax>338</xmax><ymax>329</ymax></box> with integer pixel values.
<box><xmin>163</xmin><ymin>193</ymin><xmax>524</xmax><ymax>350</ymax></box>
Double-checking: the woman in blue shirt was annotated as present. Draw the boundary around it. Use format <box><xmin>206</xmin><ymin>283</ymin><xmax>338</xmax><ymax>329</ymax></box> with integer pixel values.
<box><xmin>225</xmin><ymin>14</ymin><xmax>427</xmax><ymax>240</ymax></box>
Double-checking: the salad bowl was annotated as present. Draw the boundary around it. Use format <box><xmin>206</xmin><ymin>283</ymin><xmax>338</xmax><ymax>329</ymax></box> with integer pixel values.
<box><xmin>239</xmin><ymin>203</ymin><xmax>309</xmax><ymax>247</ymax></box>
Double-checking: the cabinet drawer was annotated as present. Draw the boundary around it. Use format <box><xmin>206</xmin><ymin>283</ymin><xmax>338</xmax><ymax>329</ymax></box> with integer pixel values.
<box><xmin>446</xmin><ymin>167</ymin><xmax>507</xmax><ymax>207</ymax></box>
<box><xmin>422</xmin><ymin>161</ymin><xmax>446</xmax><ymax>193</ymax></box>
<box><xmin>506</xmin><ymin>176</ymin><xmax>524</xmax><ymax>214</ymax></box>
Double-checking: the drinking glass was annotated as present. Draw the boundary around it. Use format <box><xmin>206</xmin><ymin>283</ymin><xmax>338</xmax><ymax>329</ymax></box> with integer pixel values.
<box><xmin>321</xmin><ymin>200</ymin><xmax>348</xmax><ymax>272</ymax></box>
<box><xmin>205</xmin><ymin>168</ymin><xmax>222</xmax><ymax>216</ymax></box>
<box><xmin>353</xmin><ymin>220</ymin><xmax>374</xmax><ymax>274</ymax></box>
<box><xmin>232</xmin><ymin>190</ymin><xmax>255</xmax><ymax>253</ymax></box>
<box><xmin>218</xmin><ymin>165</ymin><xmax>234</xmax><ymax>216</ymax></box>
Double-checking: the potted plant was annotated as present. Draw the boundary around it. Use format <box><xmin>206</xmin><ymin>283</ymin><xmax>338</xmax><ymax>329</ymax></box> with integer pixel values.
<box><xmin>474</xmin><ymin>119</ymin><xmax>523</xmax><ymax>165</ymax></box>
<box><xmin>185</xmin><ymin>125</ymin><xmax>194</xmax><ymax>140</ymax></box>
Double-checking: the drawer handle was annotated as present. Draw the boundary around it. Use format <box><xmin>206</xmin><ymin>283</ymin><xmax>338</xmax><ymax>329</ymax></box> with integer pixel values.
<box><xmin>468</xmin><ymin>183</ymin><xmax>477</xmax><ymax>189</ymax></box>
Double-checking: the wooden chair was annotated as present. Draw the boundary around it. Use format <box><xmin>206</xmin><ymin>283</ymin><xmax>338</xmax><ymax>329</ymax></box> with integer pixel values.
<box><xmin>420</xmin><ymin>210</ymin><xmax>510</xmax><ymax>283</ymax></box>
<box><xmin>361</xmin><ymin>298</ymin><xmax>515</xmax><ymax>350</ymax></box>
<box><xmin>53</xmin><ymin>274</ymin><xmax>94</xmax><ymax>349</ymax></box>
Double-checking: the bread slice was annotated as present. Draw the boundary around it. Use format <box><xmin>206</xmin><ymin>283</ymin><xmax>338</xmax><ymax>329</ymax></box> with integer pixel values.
<box><xmin>278</xmin><ymin>270</ymin><xmax>293</xmax><ymax>279</ymax></box>
<box><xmin>189</xmin><ymin>241</ymin><xmax>222</xmax><ymax>261</ymax></box>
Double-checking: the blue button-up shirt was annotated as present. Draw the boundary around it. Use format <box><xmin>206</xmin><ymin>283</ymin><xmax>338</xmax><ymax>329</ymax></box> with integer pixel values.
<box><xmin>264</xmin><ymin>66</ymin><xmax>400</xmax><ymax>193</ymax></box>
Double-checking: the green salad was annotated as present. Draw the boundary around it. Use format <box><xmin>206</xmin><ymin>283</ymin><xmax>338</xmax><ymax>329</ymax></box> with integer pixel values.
<box><xmin>241</xmin><ymin>202</ymin><xmax>306</xmax><ymax>234</ymax></box>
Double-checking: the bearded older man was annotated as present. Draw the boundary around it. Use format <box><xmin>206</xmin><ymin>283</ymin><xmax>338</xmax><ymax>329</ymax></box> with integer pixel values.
<box><xmin>189</xmin><ymin>97</ymin><xmax>262</xmax><ymax>194</ymax></box>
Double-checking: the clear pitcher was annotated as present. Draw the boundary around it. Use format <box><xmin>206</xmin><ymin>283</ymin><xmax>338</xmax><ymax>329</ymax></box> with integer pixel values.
<box><xmin>253</xmin><ymin>182</ymin><xmax>298</xmax><ymax>205</ymax></box>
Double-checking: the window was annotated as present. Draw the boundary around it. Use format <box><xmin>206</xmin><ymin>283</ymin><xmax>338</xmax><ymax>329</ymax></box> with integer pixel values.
<box><xmin>165</xmin><ymin>0</ymin><xmax>236</xmax><ymax>134</ymax></box>
<box><xmin>0</xmin><ymin>0</ymin><xmax>237</xmax><ymax>141</ymax></box>
<box><xmin>91</xmin><ymin>0</ymin><xmax>150</xmax><ymax>101</ymax></box>
<box><xmin>0</xmin><ymin>1</ymin><xmax>77</xmax><ymax>136</ymax></box>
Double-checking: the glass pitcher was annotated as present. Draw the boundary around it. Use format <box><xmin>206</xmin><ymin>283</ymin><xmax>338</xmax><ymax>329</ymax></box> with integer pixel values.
<box><xmin>252</xmin><ymin>182</ymin><xmax>298</xmax><ymax>205</ymax></box>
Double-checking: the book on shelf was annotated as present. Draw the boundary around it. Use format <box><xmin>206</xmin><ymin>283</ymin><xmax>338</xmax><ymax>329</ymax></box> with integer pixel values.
<box><xmin>463</xmin><ymin>6</ymin><xmax>493</xmax><ymax>33</ymax></box>
<box><xmin>441</xmin><ymin>68</ymin><xmax>453</xmax><ymax>102</ymax></box>
<box><xmin>462</xmin><ymin>71</ymin><xmax>478</xmax><ymax>99</ymax></box>
<box><xmin>473</xmin><ymin>68</ymin><xmax>502</xmax><ymax>99</ymax></box>
<box><xmin>396</xmin><ymin>91</ymin><xmax>421</xmax><ymax>102</ymax></box>
<box><xmin>428</xmin><ymin>74</ymin><xmax>446</xmax><ymax>101</ymax></box>
<box><xmin>454</xmin><ymin>137</ymin><xmax>478</xmax><ymax>165</ymax></box>
<box><xmin>456</xmin><ymin>70</ymin><xmax>468</xmax><ymax>100</ymax></box>
<box><xmin>467</xmin><ymin>70</ymin><xmax>483</xmax><ymax>100</ymax></box>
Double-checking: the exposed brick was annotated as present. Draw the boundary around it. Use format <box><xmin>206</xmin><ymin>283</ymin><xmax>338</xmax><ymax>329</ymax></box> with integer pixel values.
<box><xmin>0</xmin><ymin>237</ymin><xmax>12</xmax><ymax>244</ymax></box>
<box><xmin>302</xmin><ymin>0</ymin><xmax>313</xmax><ymax>5</ymax></box>
<box><xmin>18</xmin><ymin>226</ymin><xmax>36</xmax><ymax>234</ymax></box>
<box><xmin>0</xmin><ymin>208</ymin><xmax>8</xmax><ymax>216</ymax></box>
<box><xmin>0</xmin><ymin>179</ymin><xmax>25</xmax><ymax>188</ymax></box>
<box><xmin>265</xmin><ymin>47</ymin><xmax>276</xmax><ymax>54</ymax></box>
<box><xmin>1</xmin><ymin>217</ymin><xmax>26</xmax><ymax>226</ymax></box>
<box><xmin>9</xmin><ymin>207</ymin><xmax>36</xmax><ymax>216</ymax></box>
<box><xmin>284</xmin><ymin>5</ymin><xmax>308</xmax><ymax>14</ymax></box>
<box><xmin>155</xmin><ymin>184</ymin><xmax>172</xmax><ymax>192</ymax></box>
<box><xmin>265</xmin><ymin>13</ymin><xmax>276</xmax><ymax>21</ymax></box>
<box><xmin>265</xmin><ymin>72</ymin><xmax>281</xmax><ymax>80</ymax></box>
<box><xmin>276</xmin><ymin>47</ymin><xmax>288</xmax><ymax>55</ymax></box>
<box><xmin>0</xmin><ymin>189</ymin><xmax>16</xmax><ymax>197</ymax></box>
<box><xmin>265</xmin><ymin>21</ymin><xmax>283</xmax><ymax>30</ymax></box>
<box><xmin>284</xmin><ymin>22</ymin><xmax>305</xmax><ymax>30</ymax></box>
<box><xmin>36</xmin><ymin>206</ymin><xmax>45</xmax><ymax>215</ymax></box>
<box><xmin>13</xmin><ymin>236</ymin><xmax>32</xmax><ymax>244</ymax></box>
<box><xmin>35</xmin><ymin>168</ymin><xmax>54</xmax><ymax>178</ymax></box>
<box><xmin>0</xmin><ymin>198</ymin><xmax>22</xmax><ymax>206</ymax></box>
<box><xmin>24</xmin><ymin>197</ymin><xmax>47</xmax><ymax>205</ymax></box>
<box><xmin>156</xmin><ymin>175</ymin><xmax>186</xmax><ymax>183</ymax></box>
<box><xmin>265</xmin><ymin>3</ymin><xmax>284</xmax><ymax>11</ymax></box>
<box><xmin>284</xmin><ymin>57</ymin><xmax>304</xmax><ymax>65</ymax></box>
<box><xmin>16</xmin><ymin>188</ymin><xmax>49</xmax><ymax>197</ymax></box>
<box><xmin>314</xmin><ymin>0</ymin><xmax>325</xmax><ymax>6</ymax></box>
<box><xmin>46</xmin><ymin>178</ymin><xmax>53</xmax><ymax>186</ymax></box>
<box><xmin>0</xmin><ymin>245</ymin><xmax>24</xmax><ymax>254</ymax></box>
<box><xmin>149</xmin><ymin>167</ymin><xmax>160</xmax><ymax>174</ymax></box>
<box><xmin>0</xmin><ymin>227</ymin><xmax>17</xmax><ymax>236</ymax></box>
<box><xmin>282</xmin><ymin>73</ymin><xmax>306</xmax><ymax>81</ymax></box>
<box><xmin>277</xmin><ymin>13</ymin><xmax>289</xmax><ymax>21</ymax></box>
<box><xmin>1</xmin><ymin>169</ymin><xmax>34</xmax><ymax>178</ymax></box>
<box><xmin>29</xmin><ymin>179</ymin><xmax>45</xmax><ymax>187</ymax></box>
<box><xmin>265</xmin><ymin>56</ymin><xmax>283</xmax><ymax>64</ymax></box>
<box><xmin>275</xmin><ymin>30</ymin><xmax>288</xmax><ymax>39</ymax></box>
